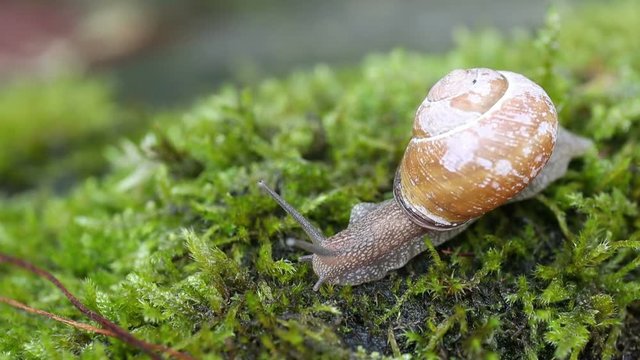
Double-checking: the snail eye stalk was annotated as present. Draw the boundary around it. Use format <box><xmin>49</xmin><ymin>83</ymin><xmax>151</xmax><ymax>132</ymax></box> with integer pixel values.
<box><xmin>258</xmin><ymin>180</ymin><xmax>335</xmax><ymax>255</ymax></box>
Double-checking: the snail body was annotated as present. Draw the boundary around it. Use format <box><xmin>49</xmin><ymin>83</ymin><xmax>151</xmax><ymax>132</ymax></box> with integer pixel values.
<box><xmin>259</xmin><ymin>68</ymin><xmax>592</xmax><ymax>291</ymax></box>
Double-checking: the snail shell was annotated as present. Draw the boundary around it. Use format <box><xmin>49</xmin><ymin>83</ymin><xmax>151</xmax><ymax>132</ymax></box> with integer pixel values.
<box><xmin>394</xmin><ymin>68</ymin><xmax>558</xmax><ymax>230</ymax></box>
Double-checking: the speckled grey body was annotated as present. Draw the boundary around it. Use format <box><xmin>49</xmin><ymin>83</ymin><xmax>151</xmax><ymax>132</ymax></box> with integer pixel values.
<box><xmin>304</xmin><ymin>127</ymin><xmax>591</xmax><ymax>290</ymax></box>
<box><xmin>309</xmin><ymin>198</ymin><xmax>425</xmax><ymax>290</ymax></box>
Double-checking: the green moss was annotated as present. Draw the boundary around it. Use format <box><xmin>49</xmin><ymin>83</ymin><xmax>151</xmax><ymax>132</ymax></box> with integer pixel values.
<box><xmin>1</xmin><ymin>1</ymin><xmax>640</xmax><ymax>358</ymax></box>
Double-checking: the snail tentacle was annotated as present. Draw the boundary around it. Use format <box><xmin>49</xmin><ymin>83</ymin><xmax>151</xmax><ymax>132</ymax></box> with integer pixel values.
<box><xmin>258</xmin><ymin>180</ymin><xmax>326</xmax><ymax>245</ymax></box>
<box><xmin>285</xmin><ymin>238</ymin><xmax>336</xmax><ymax>257</ymax></box>
<box><xmin>313</xmin><ymin>277</ymin><xmax>327</xmax><ymax>292</ymax></box>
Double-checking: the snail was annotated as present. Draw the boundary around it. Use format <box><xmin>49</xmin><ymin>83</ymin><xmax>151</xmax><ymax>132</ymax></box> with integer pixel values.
<box><xmin>259</xmin><ymin>68</ymin><xmax>592</xmax><ymax>291</ymax></box>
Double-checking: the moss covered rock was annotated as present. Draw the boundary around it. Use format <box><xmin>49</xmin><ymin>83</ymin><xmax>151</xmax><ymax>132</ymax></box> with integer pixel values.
<box><xmin>1</xmin><ymin>1</ymin><xmax>640</xmax><ymax>359</ymax></box>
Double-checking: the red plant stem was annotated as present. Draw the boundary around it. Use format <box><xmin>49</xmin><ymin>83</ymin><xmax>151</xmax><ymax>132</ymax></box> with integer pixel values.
<box><xmin>0</xmin><ymin>296</ymin><xmax>116</xmax><ymax>336</ymax></box>
<box><xmin>0</xmin><ymin>253</ymin><xmax>195</xmax><ymax>360</ymax></box>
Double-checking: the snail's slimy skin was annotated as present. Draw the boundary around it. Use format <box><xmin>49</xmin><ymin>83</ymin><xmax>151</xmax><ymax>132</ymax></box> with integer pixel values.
<box><xmin>259</xmin><ymin>68</ymin><xmax>593</xmax><ymax>291</ymax></box>
<box><xmin>318</xmin><ymin>127</ymin><xmax>591</xmax><ymax>288</ymax></box>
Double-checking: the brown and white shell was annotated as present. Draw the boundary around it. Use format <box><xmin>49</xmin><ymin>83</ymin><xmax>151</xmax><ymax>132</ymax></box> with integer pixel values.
<box><xmin>394</xmin><ymin>68</ymin><xmax>558</xmax><ymax>230</ymax></box>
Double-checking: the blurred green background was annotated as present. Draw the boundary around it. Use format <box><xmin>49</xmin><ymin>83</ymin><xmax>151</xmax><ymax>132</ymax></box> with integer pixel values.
<box><xmin>0</xmin><ymin>0</ymin><xmax>584</xmax><ymax>193</ymax></box>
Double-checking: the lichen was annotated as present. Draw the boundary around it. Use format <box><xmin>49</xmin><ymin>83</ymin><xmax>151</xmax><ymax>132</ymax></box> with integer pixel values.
<box><xmin>1</xmin><ymin>1</ymin><xmax>640</xmax><ymax>359</ymax></box>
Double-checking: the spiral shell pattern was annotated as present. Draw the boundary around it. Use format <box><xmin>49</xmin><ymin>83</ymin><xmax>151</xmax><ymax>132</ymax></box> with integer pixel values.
<box><xmin>394</xmin><ymin>68</ymin><xmax>558</xmax><ymax>230</ymax></box>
